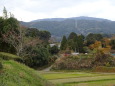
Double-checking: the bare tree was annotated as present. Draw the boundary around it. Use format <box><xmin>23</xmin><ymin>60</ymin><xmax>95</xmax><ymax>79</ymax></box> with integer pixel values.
<box><xmin>2</xmin><ymin>25</ymin><xmax>42</xmax><ymax>57</ymax></box>
<box><xmin>2</xmin><ymin>25</ymin><xmax>24</xmax><ymax>56</ymax></box>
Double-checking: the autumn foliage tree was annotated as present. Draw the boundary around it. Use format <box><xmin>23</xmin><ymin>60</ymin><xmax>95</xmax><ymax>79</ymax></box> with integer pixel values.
<box><xmin>89</xmin><ymin>40</ymin><xmax>111</xmax><ymax>62</ymax></box>
<box><xmin>90</xmin><ymin>39</ymin><xmax>111</xmax><ymax>53</ymax></box>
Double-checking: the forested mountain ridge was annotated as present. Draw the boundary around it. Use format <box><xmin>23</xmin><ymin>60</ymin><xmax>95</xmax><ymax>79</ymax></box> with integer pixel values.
<box><xmin>21</xmin><ymin>16</ymin><xmax>115</xmax><ymax>37</ymax></box>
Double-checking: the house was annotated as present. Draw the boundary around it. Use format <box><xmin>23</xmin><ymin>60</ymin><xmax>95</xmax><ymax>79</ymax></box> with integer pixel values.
<box><xmin>49</xmin><ymin>44</ymin><xmax>56</xmax><ymax>47</ymax></box>
<box><xmin>49</xmin><ymin>43</ymin><xmax>61</xmax><ymax>49</ymax></box>
<box><xmin>71</xmin><ymin>52</ymin><xmax>79</xmax><ymax>55</ymax></box>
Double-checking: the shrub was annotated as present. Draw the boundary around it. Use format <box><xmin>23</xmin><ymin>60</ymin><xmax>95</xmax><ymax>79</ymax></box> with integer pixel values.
<box><xmin>23</xmin><ymin>46</ymin><xmax>50</xmax><ymax>68</ymax></box>
<box><xmin>105</xmin><ymin>62</ymin><xmax>110</xmax><ymax>67</ymax></box>
<box><xmin>49</xmin><ymin>55</ymin><xmax>58</xmax><ymax>64</ymax></box>
<box><xmin>49</xmin><ymin>45</ymin><xmax>59</xmax><ymax>55</ymax></box>
<box><xmin>92</xmin><ymin>53</ymin><xmax>114</xmax><ymax>67</ymax></box>
<box><xmin>52</xmin><ymin>56</ymin><xmax>93</xmax><ymax>70</ymax></box>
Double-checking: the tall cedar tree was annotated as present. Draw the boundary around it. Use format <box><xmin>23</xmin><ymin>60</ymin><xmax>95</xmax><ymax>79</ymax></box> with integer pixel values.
<box><xmin>68</xmin><ymin>32</ymin><xmax>77</xmax><ymax>40</ymax></box>
<box><xmin>67</xmin><ymin>32</ymin><xmax>85</xmax><ymax>53</ymax></box>
<box><xmin>60</xmin><ymin>36</ymin><xmax>67</xmax><ymax>50</ymax></box>
<box><xmin>68</xmin><ymin>32</ymin><xmax>78</xmax><ymax>51</ymax></box>
<box><xmin>3</xmin><ymin>7</ymin><xmax>8</xmax><ymax>19</ymax></box>
<box><xmin>77</xmin><ymin>35</ymin><xmax>85</xmax><ymax>53</ymax></box>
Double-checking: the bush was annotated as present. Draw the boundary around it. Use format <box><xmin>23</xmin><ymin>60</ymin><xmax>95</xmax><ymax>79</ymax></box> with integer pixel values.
<box><xmin>52</xmin><ymin>56</ymin><xmax>93</xmax><ymax>70</ymax></box>
<box><xmin>49</xmin><ymin>45</ymin><xmax>59</xmax><ymax>55</ymax></box>
<box><xmin>105</xmin><ymin>62</ymin><xmax>110</xmax><ymax>67</ymax></box>
<box><xmin>92</xmin><ymin>53</ymin><xmax>114</xmax><ymax>67</ymax></box>
<box><xmin>23</xmin><ymin>46</ymin><xmax>50</xmax><ymax>68</ymax></box>
<box><xmin>49</xmin><ymin>55</ymin><xmax>58</xmax><ymax>64</ymax></box>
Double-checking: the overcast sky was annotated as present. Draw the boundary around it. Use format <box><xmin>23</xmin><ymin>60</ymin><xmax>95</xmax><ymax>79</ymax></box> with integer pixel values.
<box><xmin>0</xmin><ymin>0</ymin><xmax>115</xmax><ymax>22</ymax></box>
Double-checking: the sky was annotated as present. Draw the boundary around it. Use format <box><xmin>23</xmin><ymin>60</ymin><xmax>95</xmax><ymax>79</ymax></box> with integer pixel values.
<box><xmin>0</xmin><ymin>0</ymin><xmax>115</xmax><ymax>22</ymax></box>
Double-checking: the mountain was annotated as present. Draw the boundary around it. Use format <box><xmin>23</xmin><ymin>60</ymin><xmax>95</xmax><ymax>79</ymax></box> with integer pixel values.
<box><xmin>30</xmin><ymin>16</ymin><xmax>110</xmax><ymax>22</ymax></box>
<box><xmin>21</xmin><ymin>16</ymin><xmax>115</xmax><ymax>38</ymax></box>
<box><xmin>31</xmin><ymin>18</ymin><xmax>66</xmax><ymax>22</ymax></box>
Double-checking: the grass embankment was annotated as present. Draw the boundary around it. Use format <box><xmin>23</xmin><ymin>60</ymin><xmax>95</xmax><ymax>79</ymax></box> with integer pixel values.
<box><xmin>0</xmin><ymin>60</ymin><xmax>54</xmax><ymax>86</ymax></box>
<box><xmin>0</xmin><ymin>52</ymin><xmax>21</xmax><ymax>60</ymax></box>
<box><xmin>40</xmin><ymin>71</ymin><xmax>115</xmax><ymax>86</ymax></box>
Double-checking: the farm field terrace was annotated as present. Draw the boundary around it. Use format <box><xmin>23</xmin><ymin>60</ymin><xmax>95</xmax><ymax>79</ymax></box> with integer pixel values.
<box><xmin>40</xmin><ymin>71</ymin><xmax>115</xmax><ymax>86</ymax></box>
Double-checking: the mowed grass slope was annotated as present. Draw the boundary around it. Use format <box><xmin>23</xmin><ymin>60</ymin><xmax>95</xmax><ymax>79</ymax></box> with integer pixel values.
<box><xmin>41</xmin><ymin>71</ymin><xmax>115</xmax><ymax>86</ymax></box>
<box><xmin>0</xmin><ymin>60</ymin><xmax>54</xmax><ymax>86</ymax></box>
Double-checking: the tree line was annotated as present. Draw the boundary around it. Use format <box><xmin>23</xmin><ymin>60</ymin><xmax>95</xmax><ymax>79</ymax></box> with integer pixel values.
<box><xmin>0</xmin><ymin>7</ymin><xmax>56</xmax><ymax>68</ymax></box>
<box><xmin>60</xmin><ymin>32</ymin><xmax>115</xmax><ymax>53</ymax></box>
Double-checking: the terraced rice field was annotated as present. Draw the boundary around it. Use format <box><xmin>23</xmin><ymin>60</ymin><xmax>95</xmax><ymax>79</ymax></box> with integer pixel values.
<box><xmin>40</xmin><ymin>71</ymin><xmax>115</xmax><ymax>86</ymax></box>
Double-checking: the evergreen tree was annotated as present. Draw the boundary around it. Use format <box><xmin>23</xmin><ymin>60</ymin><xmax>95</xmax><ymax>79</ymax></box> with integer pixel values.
<box><xmin>68</xmin><ymin>32</ymin><xmax>78</xmax><ymax>52</ymax></box>
<box><xmin>3</xmin><ymin>7</ymin><xmax>8</xmax><ymax>19</ymax></box>
<box><xmin>77</xmin><ymin>35</ymin><xmax>85</xmax><ymax>53</ymax></box>
<box><xmin>67</xmin><ymin>32</ymin><xmax>85</xmax><ymax>53</ymax></box>
<box><xmin>68</xmin><ymin>32</ymin><xmax>77</xmax><ymax>40</ymax></box>
<box><xmin>60</xmin><ymin>35</ymin><xmax>67</xmax><ymax>50</ymax></box>
<box><xmin>73</xmin><ymin>35</ymin><xmax>79</xmax><ymax>52</ymax></box>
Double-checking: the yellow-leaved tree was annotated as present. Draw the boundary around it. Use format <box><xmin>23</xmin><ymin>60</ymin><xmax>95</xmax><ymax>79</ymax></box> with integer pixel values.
<box><xmin>89</xmin><ymin>40</ymin><xmax>111</xmax><ymax>61</ymax></box>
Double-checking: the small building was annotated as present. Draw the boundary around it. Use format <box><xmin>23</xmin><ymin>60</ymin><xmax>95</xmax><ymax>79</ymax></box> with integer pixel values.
<box><xmin>49</xmin><ymin>43</ymin><xmax>61</xmax><ymax>49</ymax></box>
<box><xmin>49</xmin><ymin>44</ymin><xmax>56</xmax><ymax>47</ymax></box>
<box><xmin>71</xmin><ymin>52</ymin><xmax>79</xmax><ymax>55</ymax></box>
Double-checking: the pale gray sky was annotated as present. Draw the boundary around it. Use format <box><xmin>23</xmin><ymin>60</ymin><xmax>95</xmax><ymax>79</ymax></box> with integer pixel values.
<box><xmin>0</xmin><ymin>0</ymin><xmax>115</xmax><ymax>22</ymax></box>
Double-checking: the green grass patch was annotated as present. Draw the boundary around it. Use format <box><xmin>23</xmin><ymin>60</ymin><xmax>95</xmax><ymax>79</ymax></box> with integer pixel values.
<box><xmin>49</xmin><ymin>74</ymin><xmax>115</xmax><ymax>84</ymax></box>
<box><xmin>0</xmin><ymin>60</ymin><xmax>54</xmax><ymax>86</ymax></box>
<box><xmin>40</xmin><ymin>71</ymin><xmax>115</xmax><ymax>86</ymax></box>
<box><xmin>64</xmin><ymin>79</ymin><xmax>115</xmax><ymax>86</ymax></box>
<box><xmin>42</xmin><ymin>72</ymin><xmax>102</xmax><ymax>80</ymax></box>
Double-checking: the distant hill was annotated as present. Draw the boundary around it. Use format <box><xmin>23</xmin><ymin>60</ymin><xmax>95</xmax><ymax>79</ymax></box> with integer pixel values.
<box><xmin>30</xmin><ymin>16</ymin><xmax>110</xmax><ymax>22</ymax></box>
<box><xmin>21</xmin><ymin>16</ymin><xmax>115</xmax><ymax>38</ymax></box>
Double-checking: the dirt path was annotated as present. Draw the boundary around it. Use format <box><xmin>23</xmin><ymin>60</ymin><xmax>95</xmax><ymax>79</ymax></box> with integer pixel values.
<box><xmin>41</xmin><ymin>65</ymin><xmax>52</xmax><ymax>72</ymax></box>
